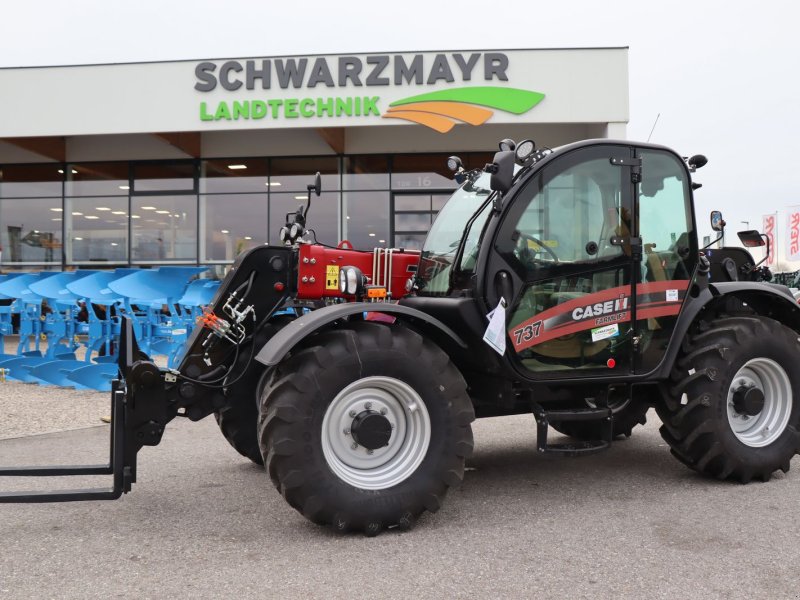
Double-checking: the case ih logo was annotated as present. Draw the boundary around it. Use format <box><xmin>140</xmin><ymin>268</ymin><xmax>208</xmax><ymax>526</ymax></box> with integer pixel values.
<box><xmin>193</xmin><ymin>52</ymin><xmax>545</xmax><ymax>133</ymax></box>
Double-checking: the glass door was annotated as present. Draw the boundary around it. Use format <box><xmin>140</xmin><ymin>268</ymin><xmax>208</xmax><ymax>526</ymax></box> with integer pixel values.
<box><xmin>391</xmin><ymin>192</ymin><xmax>452</xmax><ymax>249</ymax></box>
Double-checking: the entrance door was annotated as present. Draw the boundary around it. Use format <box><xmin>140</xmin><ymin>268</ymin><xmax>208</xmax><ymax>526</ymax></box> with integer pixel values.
<box><xmin>486</xmin><ymin>145</ymin><xmax>639</xmax><ymax>377</ymax></box>
<box><xmin>391</xmin><ymin>192</ymin><xmax>452</xmax><ymax>249</ymax></box>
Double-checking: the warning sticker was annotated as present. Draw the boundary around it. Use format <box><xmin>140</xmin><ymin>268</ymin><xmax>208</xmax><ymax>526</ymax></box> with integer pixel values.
<box><xmin>326</xmin><ymin>265</ymin><xmax>340</xmax><ymax>290</ymax></box>
<box><xmin>666</xmin><ymin>289</ymin><xmax>679</xmax><ymax>302</ymax></box>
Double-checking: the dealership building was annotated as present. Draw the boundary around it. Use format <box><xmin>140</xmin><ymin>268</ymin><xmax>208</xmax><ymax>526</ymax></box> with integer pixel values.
<box><xmin>0</xmin><ymin>48</ymin><xmax>628</xmax><ymax>275</ymax></box>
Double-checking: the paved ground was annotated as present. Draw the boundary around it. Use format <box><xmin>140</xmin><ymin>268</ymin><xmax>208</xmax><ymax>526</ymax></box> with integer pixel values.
<box><xmin>2</xmin><ymin>383</ymin><xmax>800</xmax><ymax>599</ymax></box>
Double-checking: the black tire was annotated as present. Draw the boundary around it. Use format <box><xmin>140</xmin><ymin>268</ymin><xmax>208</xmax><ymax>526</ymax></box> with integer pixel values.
<box><xmin>550</xmin><ymin>396</ymin><xmax>649</xmax><ymax>441</ymax></box>
<box><xmin>214</xmin><ymin>315</ymin><xmax>294</xmax><ymax>465</ymax></box>
<box><xmin>657</xmin><ymin>315</ymin><xmax>800</xmax><ymax>482</ymax></box>
<box><xmin>258</xmin><ymin>321</ymin><xmax>475</xmax><ymax>535</ymax></box>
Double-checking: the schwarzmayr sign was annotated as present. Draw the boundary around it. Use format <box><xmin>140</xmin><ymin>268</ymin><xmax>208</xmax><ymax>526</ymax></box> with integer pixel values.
<box><xmin>194</xmin><ymin>52</ymin><xmax>545</xmax><ymax>133</ymax></box>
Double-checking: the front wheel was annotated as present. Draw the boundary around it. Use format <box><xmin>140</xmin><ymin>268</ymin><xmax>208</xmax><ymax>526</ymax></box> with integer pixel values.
<box><xmin>657</xmin><ymin>316</ymin><xmax>800</xmax><ymax>482</ymax></box>
<box><xmin>258</xmin><ymin>321</ymin><xmax>475</xmax><ymax>535</ymax></box>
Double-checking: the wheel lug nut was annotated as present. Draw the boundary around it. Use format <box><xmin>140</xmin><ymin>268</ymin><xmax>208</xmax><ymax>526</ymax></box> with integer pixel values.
<box><xmin>367</xmin><ymin>449</ymin><xmax>374</xmax><ymax>455</ymax></box>
<box><xmin>380</xmin><ymin>408</ymin><xmax>387</xmax><ymax>415</ymax></box>
<box><xmin>343</xmin><ymin>428</ymin><xmax>350</xmax><ymax>436</ymax></box>
<box><xmin>351</xmin><ymin>442</ymin><xmax>359</xmax><ymax>450</ymax></box>
<box><xmin>349</xmin><ymin>410</ymin><xmax>356</xmax><ymax>418</ymax></box>
<box><xmin>365</xmin><ymin>402</ymin><xmax>372</xmax><ymax>410</ymax></box>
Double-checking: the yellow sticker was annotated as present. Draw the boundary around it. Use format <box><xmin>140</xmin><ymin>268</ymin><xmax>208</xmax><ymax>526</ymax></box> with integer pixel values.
<box><xmin>325</xmin><ymin>265</ymin><xmax>340</xmax><ymax>290</ymax></box>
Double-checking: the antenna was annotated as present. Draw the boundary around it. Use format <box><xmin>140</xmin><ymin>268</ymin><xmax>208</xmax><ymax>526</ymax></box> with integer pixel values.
<box><xmin>646</xmin><ymin>113</ymin><xmax>661</xmax><ymax>143</ymax></box>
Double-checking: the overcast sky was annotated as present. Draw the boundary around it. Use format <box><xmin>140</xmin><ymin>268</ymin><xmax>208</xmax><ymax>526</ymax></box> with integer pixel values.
<box><xmin>1</xmin><ymin>1</ymin><xmax>797</xmax><ymax>262</ymax></box>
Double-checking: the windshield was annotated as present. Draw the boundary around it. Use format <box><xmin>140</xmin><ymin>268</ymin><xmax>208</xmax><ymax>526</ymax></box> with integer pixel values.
<box><xmin>416</xmin><ymin>172</ymin><xmax>493</xmax><ymax>295</ymax></box>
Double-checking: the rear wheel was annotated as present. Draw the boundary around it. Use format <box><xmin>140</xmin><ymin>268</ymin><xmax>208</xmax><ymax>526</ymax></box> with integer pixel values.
<box><xmin>657</xmin><ymin>315</ymin><xmax>800</xmax><ymax>482</ymax></box>
<box><xmin>214</xmin><ymin>315</ymin><xmax>294</xmax><ymax>465</ymax></box>
<box><xmin>258</xmin><ymin>321</ymin><xmax>474</xmax><ymax>535</ymax></box>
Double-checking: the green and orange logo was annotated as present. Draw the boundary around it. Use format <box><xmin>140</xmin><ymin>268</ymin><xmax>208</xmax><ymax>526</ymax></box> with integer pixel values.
<box><xmin>382</xmin><ymin>86</ymin><xmax>545</xmax><ymax>133</ymax></box>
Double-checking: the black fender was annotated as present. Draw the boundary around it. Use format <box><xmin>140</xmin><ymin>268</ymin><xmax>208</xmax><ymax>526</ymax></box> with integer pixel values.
<box><xmin>254</xmin><ymin>302</ymin><xmax>468</xmax><ymax>367</ymax></box>
<box><xmin>656</xmin><ymin>280</ymin><xmax>800</xmax><ymax>379</ymax></box>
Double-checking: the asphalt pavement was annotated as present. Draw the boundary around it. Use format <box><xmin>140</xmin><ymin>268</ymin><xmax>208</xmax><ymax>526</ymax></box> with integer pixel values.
<box><xmin>1</xmin><ymin>382</ymin><xmax>800</xmax><ymax>599</ymax></box>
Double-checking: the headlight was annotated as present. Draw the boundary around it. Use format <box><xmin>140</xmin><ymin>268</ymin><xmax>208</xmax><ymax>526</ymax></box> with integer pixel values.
<box><xmin>338</xmin><ymin>266</ymin><xmax>365</xmax><ymax>295</ymax></box>
<box><xmin>279</xmin><ymin>226</ymin><xmax>288</xmax><ymax>243</ymax></box>
<box><xmin>289</xmin><ymin>223</ymin><xmax>300</xmax><ymax>240</ymax></box>
<box><xmin>515</xmin><ymin>139</ymin><xmax>536</xmax><ymax>163</ymax></box>
<box><xmin>446</xmin><ymin>155</ymin><xmax>463</xmax><ymax>172</ymax></box>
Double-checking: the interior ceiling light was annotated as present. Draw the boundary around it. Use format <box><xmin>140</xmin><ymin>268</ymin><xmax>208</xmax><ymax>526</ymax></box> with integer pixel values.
<box><xmin>244</xmin><ymin>236</ymin><xmax>252</xmax><ymax>240</ymax></box>
<box><xmin>266</xmin><ymin>181</ymin><xmax>281</xmax><ymax>186</ymax></box>
<box><xmin>71</xmin><ymin>169</ymin><xmax>78</xmax><ymax>174</ymax></box>
<box><xmin>369</xmin><ymin>233</ymin><xmax>376</xmax><ymax>237</ymax></box>
<box><xmin>74</xmin><ymin>237</ymin><xmax>83</xmax><ymax>241</ymax></box>
<box><xmin>51</xmin><ymin>218</ymin><xmax>62</xmax><ymax>222</ymax></box>
<box><xmin>119</xmin><ymin>185</ymin><xmax>130</xmax><ymax>190</ymax></box>
<box><xmin>96</xmin><ymin>207</ymin><xmax>111</xmax><ymax>211</ymax></box>
<box><xmin>141</xmin><ymin>206</ymin><xmax>156</xmax><ymax>210</ymax></box>
<box><xmin>110</xmin><ymin>242</ymin><xmax>118</xmax><ymax>246</ymax></box>
<box><xmin>131</xmin><ymin>215</ymin><xmax>141</xmax><ymax>219</ymax></box>
<box><xmin>155</xmin><ymin>210</ymin><xmax>170</xmax><ymax>214</ymax></box>
<box><xmin>228</xmin><ymin>164</ymin><xmax>247</xmax><ymax>170</ymax></box>
<box><xmin>112</xmin><ymin>211</ymin><xmax>126</xmax><ymax>215</ymax></box>
<box><xmin>71</xmin><ymin>212</ymin><xmax>83</xmax><ymax>216</ymax></box>
<box><xmin>57</xmin><ymin>169</ymin><xmax>64</xmax><ymax>174</ymax></box>
<box><xmin>221</xmin><ymin>229</ymin><xmax>230</xmax><ymax>234</ymax></box>
<box><xmin>84</xmin><ymin>215</ymin><xmax>99</xmax><ymax>219</ymax></box>
<box><xmin>294</xmin><ymin>195</ymin><xmax>306</xmax><ymax>200</ymax></box>
<box><xmin>50</xmin><ymin>208</ymin><xmax>62</xmax><ymax>212</ymax></box>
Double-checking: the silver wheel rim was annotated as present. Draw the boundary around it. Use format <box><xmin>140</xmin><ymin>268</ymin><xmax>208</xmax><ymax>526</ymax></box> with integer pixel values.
<box><xmin>727</xmin><ymin>358</ymin><xmax>792</xmax><ymax>447</ymax></box>
<box><xmin>321</xmin><ymin>376</ymin><xmax>431</xmax><ymax>490</ymax></box>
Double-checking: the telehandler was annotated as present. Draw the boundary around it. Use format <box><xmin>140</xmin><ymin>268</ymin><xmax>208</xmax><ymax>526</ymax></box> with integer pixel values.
<box><xmin>3</xmin><ymin>138</ymin><xmax>798</xmax><ymax>536</ymax></box>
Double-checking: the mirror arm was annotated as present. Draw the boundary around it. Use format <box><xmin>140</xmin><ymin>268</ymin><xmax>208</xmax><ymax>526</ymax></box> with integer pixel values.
<box><xmin>701</xmin><ymin>233</ymin><xmax>724</xmax><ymax>250</ymax></box>
<box><xmin>750</xmin><ymin>233</ymin><xmax>770</xmax><ymax>270</ymax></box>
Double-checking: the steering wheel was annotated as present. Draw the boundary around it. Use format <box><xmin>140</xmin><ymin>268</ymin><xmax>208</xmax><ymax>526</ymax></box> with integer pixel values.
<box><xmin>516</xmin><ymin>231</ymin><xmax>559</xmax><ymax>263</ymax></box>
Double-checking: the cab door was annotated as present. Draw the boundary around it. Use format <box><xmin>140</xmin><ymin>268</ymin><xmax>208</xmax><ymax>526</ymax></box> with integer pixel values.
<box><xmin>484</xmin><ymin>144</ymin><xmax>639</xmax><ymax>378</ymax></box>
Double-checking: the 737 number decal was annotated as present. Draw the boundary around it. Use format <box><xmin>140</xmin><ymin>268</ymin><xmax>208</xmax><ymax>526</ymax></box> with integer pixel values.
<box><xmin>512</xmin><ymin>320</ymin><xmax>542</xmax><ymax>345</ymax></box>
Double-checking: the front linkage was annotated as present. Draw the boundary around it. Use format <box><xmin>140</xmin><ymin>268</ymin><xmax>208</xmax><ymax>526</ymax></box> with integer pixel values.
<box><xmin>0</xmin><ymin>245</ymin><xmax>295</xmax><ymax>502</ymax></box>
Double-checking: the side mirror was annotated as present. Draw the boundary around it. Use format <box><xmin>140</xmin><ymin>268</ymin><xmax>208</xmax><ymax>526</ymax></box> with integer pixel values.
<box><xmin>487</xmin><ymin>150</ymin><xmax>515</xmax><ymax>194</ymax></box>
<box><xmin>308</xmin><ymin>171</ymin><xmax>322</xmax><ymax>197</ymax></box>
<box><xmin>710</xmin><ymin>210</ymin><xmax>725</xmax><ymax>232</ymax></box>
<box><xmin>737</xmin><ymin>230</ymin><xmax>766</xmax><ymax>248</ymax></box>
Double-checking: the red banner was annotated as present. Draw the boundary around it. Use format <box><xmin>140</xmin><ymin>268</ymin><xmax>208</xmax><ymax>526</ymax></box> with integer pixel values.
<box><xmin>787</xmin><ymin>207</ymin><xmax>800</xmax><ymax>262</ymax></box>
<box><xmin>763</xmin><ymin>214</ymin><xmax>776</xmax><ymax>266</ymax></box>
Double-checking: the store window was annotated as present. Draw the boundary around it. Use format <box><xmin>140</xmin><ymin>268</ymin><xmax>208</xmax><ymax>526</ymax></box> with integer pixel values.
<box><xmin>0</xmin><ymin>164</ymin><xmax>62</xmax><ymax>198</ymax></box>
<box><xmin>0</xmin><ymin>197</ymin><xmax>63</xmax><ymax>264</ymax></box>
<box><xmin>391</xmin><ymin>154</ymin><xmax>457</xmax><ymax>191</ymax></box>
<box><xmin>65</xmin><ymin>162</ymin><xmax>129</xmax><ymax>196</ymax></box>
<box><xmin>202</xmin><ymin>194</ymin><xmax>267</xmax><ymax>262</ymax></box>
<box><xmin>200</xmin><ymin>158</ymin><xmax>269</xmax><ymax>194</ymax></box>
<box><xmin>344</xmin><ymin>155</ymin><xmax>389</xmax><ymax>190</ymax></box>
<box><xmin>132</xmin><ymin>161</ymin><xmax>196</xmax><ymax>193</ymax></box>
<box><xmin>342</xmin><ymin>191</ymin><xmax>390</xmax><ymax>250</ymax></box>
<box><xmin>271</xmin><ymin>156</ymin><xmax>339</xmax><ymax>192</ymax></box>
<box><xmin>66</xmin><ymin>196</ymin><xmax>128</xmax><ymax>263</ymax></box>
<box><xmin>131</xmin><ymin>195</ymin><xmax>197</xmax><ymax>262</ymax></box>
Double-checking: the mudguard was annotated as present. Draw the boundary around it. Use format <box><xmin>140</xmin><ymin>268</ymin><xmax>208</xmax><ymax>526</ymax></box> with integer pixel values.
<box><xmin>657</xmin><ymin>280</ymin><xmax>800</xmax><ymax>379</ymax></box>
<box><xmin>255</xmin><ymin>302</ymin><xmax>467</xmax><ymax>367</ymax></box>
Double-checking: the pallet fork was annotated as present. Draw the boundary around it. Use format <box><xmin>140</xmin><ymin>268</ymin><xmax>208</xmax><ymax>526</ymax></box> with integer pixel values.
<box><xmin>0</xmin><ymin>318</ymin><xmax>171</xmax><ymax>503</ymax></box>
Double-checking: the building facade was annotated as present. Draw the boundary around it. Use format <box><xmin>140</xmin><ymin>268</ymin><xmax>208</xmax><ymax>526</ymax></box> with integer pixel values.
<box><xmin>0</xmin><ymin>48</ymin><xmax>629</xmax><ymax>274</ymax></box>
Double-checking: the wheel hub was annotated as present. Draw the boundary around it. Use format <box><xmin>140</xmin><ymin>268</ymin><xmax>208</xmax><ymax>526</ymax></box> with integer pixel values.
<box><xmin>732</xmin><ymin>385</ymin><xmax>765</xmax><ymax>416</ymax></box>
<box><xmin>351</xmin><ymin>410</ymin><xmax>392</xmax><ymax>450</ymax></box>
<box><xmin>726</xmin><ymin>358</ymin><xmax>792</xmax><ymax>448</ymax></box>
<box><xmin>320</xmin><ymin>376</ymin><xmax>432</xmax><ymax>490</ymax></box>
